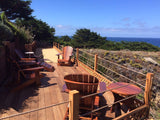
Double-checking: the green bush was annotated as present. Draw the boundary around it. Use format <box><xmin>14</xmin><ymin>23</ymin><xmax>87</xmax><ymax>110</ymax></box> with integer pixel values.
<box><xmin>131</xmin><ymin>63</ymin><xmax>143</xmax><ymax>69</ymax></box>
<box><xmin>0</xmin><ymin>22</ymin><xmax>13</xmax><ymax>43</ymax></box>
<box><xmin>104</xmin><ymin>51</ymin><xmax>110</xmax><ymax>56</ymax></box>
<box><xmin>15</xmin><ymin>25</ymin><xmax>34</xmax><ymax>44</ymax></box>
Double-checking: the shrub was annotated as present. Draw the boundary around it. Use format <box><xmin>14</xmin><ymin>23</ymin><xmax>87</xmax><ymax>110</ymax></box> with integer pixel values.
<box><xmin>15</xmin><ymin>25</ymin><xmax>34</xmax><ymax>44</ymax></box>
<box><xmin>1</xmin><ymin>12</ymin><xmax>34</xmax><ymax>44</ymax></box>
<box><xmin>0</xmin><ymin>22</ymin><xmax>13</xmax><ymax>43</ymax></box>
<box><xmin>104</xmin><ymin>51</ymin><xmax>110</xmax><ymax>56</ymax></box>
<box><xmin>131</xmin><ymin>63</ymin><xmax>143</xmax><ymax>69</ymax></box>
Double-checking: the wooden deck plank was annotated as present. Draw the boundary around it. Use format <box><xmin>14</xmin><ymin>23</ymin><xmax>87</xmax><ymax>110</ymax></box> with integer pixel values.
<box><xmin>50</xmin><ymin>72</ymin><xmax>67</xmax><ymax>120</ymax></box>
<box><xmin>45</xmin><ymin>68</ymin><xmax>68</xmax><ymax>120</ymax></box>
<box><xmin>37</xmin><ymin>86</ymin><xmax>46</xmax><ymax>120</ymax></box>
<box><xmin>15</xmin><ymin>90</ymin><xmax>28</xmax><ymax>120</ymax></box>
<box><xmin>20</xmin><ymin>88</ymin><xmax>32</xmax><ymax>119</ymax></box>
<box><xmin>10</xmin><ymin>92</ymin><xmax>21</xmax><ymax>120</ymax></box>
<box><xmin>29</xmin><ymin>91</ymin><xmax>38</xmax><ymax>120</ymax></box>
<box><xmin>1</xmin><ymin>112</ymin><xmax>10</xmax><ymax>120</ymax></box>
<box><xmin>43</xmin><ymin>73</ymin><xmax>54</xmax><ymax>120</ymax></box>
<box><xmin>0</xmin><ymin>88</ymin><xmax>9</xmax><ymax>119</ymax></box>
<box><xmin>51</xmin><ymin>85</ymin><xmax>65</xmax><ymax>120</ymax></box>
<box><xmin>4</xmin><ymin>92</ymin><xmax>17</xmax><ymax>120</ymax></box>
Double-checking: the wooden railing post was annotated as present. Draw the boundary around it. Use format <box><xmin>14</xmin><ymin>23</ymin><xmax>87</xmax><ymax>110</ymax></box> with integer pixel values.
<box><xmin>76</xmin><ymin>48</ymin><xmax>79</xmax><ymax>66</ymax></box>
<box><xmin>69</xmin><ymin>90</ymin><xmax>79</xmax><ymax>120</ymax></box>
<box><xmin>53</xmin><ymin>42</ymin><xmax>55</xmax><ymax>48</ymax></box>
<box><xmin>144</xmin><ymin>73</ymin><xmax>154</xmax><ymax>117</ymax></box>
<box><xmin>94</xmin><ymin>54</ymin><xmax>98</xmax><ymax>72</ymax></box>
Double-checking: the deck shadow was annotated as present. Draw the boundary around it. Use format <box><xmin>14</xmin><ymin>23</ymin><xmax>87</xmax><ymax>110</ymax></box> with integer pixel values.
<box><xmin>0</xmin><ymin>74</ymin><xmax>54</xmax><ymax>114</ymax></box>
<box><xmin>99</xmin><ymin>95</ymin><xmax>114</xmax><ymax>119</ymax></box>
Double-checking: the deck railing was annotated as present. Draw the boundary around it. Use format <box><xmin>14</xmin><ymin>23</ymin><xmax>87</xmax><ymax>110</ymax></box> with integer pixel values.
<box><xmin>77</xmin><ymin>48</ymin><xmax>146</xmax><ymax>89</ymax></box>
<box><xmin>53</xmin><ymin>43</ymin><xmax>154</xmax><ymax>120</ymax></box>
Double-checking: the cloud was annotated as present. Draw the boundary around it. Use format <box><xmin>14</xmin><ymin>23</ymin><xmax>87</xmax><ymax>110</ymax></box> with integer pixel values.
<box><xmin>54</xmin><ymin>24</ymin><xmax>160</xmax><ymax>37</ymax></box>
<box><xmin>54</xmin><ymin>24</ymin><xmax>77</xmax><ymax>36</ymax></box>
<box><xmin>124</xmin><ymin>23</ymin><xmax>131</xmax><ymax>27</ymax></box>
<box><xmin>91</xmin><ymin>26</ymin><xmax>160</xmax><ymax>37</ymax></box>
<box><xmin>121</xmin><ymin>17</ymin><xmax>131</xmax><ymax>22</ymax></box>
<box><xmin>133</xmin><ymin>20</ymin><xmax>146</xmax><ymax>27</ymax></box>
<box><xmin>55</xmin><ymin>24</ymin><xmax>74</xmax><ymax>29</ymax></box>
<box><xmin>56</xmin><ymin>25</ymin><xmax>63</xmax><ymax>28</ymax></box>
<box><xmin>114</xmin><ymin>18</ymin><xmax>147</xmax><ymax>28</ymax></box>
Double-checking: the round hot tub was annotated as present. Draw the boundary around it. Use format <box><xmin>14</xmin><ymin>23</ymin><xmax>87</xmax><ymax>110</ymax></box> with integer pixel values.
<box><xmin>64</xmin><ymin>74</ymin><xmax>99</xmax><ymax>95</ymax></box>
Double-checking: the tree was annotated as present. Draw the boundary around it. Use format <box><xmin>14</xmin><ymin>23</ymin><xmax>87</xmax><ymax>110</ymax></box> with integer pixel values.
<box><xmin>16</xmin><ymin>17</ymin><xmax>55</xmax><ymax>42</ymax></box>
<box><xmin>0</xmin><ymin>0</ymin><xmax>33</xmax><ymax>20</ymax></box>
<box><xmin>72</xmin><ymin>28</ymin><xmax>106</xmax><ymax>48</ymax></box>
<box><xmin>58</xmin><ymin>35</ymin><xmax>72</xmax><ymax>45</ymax></box>
<box><xmin>0</xmin><ymin>12</ymin><xmax>34</xmax><ymax>44</ymax></box>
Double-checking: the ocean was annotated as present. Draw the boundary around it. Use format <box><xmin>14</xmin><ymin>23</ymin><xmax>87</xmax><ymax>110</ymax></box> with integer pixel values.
<box><xmin>107</xmin><ymin>37</ymin><xmax>160</xmax><ymax>47</ymax></box>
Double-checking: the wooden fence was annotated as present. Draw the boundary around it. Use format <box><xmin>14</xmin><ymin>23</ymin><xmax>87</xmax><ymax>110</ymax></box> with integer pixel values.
<box><xmin>0</xmin><ymin>46</ymin><xmax>7</xmax><ymax>85</ymax></box>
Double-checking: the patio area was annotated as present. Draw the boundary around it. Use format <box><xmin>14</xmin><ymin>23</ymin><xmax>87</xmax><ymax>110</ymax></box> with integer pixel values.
<box><xmin>0</xmin><ymin>48</ymin><xmax>110</xmax><ymax>120</ymax></box>
<box><xmin>0</xmin><ymin>47</ymin><xmax>151</xmax><ymax>120</ymax></box>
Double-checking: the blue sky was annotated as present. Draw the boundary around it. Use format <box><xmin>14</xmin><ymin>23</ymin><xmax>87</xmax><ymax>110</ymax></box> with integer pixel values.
<box><xmin>31</xmin><ymin>0</ymin><xmax>160</xmax><ymax>38</ymax></box>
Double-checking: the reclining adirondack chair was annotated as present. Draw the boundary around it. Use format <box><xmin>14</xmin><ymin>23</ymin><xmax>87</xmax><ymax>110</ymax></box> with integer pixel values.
<box><xmin>15</xmin><ymin>48</ymin><xmax>36</xmax><ymax>61</ymax></box>
<box><xmin>14</xmin><ymin>48</ymin><xmax>55</xmax><ymax>72</ymax></box>
<box><xmin>8</xmin><ymin>56</ymin><xmax>44</xmax><ymax>92</ymax></box>
<box><xmin>57</xmin><ymin>46</ymin><xmax>73</xmax><ymax>66</ymax></box>
<box><xmin>63</xmin><ymin>74</ymin><xmax>100</xmax><ymax>120</ymax></box>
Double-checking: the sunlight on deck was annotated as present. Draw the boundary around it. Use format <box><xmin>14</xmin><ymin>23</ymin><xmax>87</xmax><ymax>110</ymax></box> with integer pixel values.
<box><xmin>42</xmin><ymin>48</ymin><xmax>62</xmax><ymax>63</ymax></box>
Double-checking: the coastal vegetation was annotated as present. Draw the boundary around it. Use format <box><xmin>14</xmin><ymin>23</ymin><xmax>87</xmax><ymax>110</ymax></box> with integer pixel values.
<box><xmin>82</xmin><ymin>48</ymin><xmax>160</xmax><ymax>118</ymax></box>
<box><xmin>57</xmin><ymin>28</ymin><xmax>160</xmax><ymax>51</ymax></box>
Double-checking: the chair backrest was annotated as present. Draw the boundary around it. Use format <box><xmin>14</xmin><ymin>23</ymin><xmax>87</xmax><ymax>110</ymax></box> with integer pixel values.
<box><xmin>7</xmin><ymin>55</ymin><xmax>26</xmax><ymax>78</ymax></box>
<box><xmin>62</xmin><ymin>46</ymin><xmax>73</xmax><ymax>60</ymax></box>
<box><xmin>15</xmin><ymin>49</ymin><xmax>25</xmax><ymax>58</ymax></box>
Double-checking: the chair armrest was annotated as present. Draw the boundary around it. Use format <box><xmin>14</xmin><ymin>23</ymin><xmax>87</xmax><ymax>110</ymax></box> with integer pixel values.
<box><xmin>56</xmin><ymin>53</ymin><xmax>63</xmax><ymax>59</ymax></box>
<box><xmin>20</xmin><ymin>67</ymin><xmax>44</xmax><ymax>72</ymax></box>
<box><xmin>21</xmin><ymin>58</ymin><xmax>36</xmax><ymax>61</ymax></box>
<box><xmin>56</xmin><ymin>53</ymin><xmax>63</xmax><ymax>56</ymax></box>
<box><xmin>19</xmin><ymin>60</ymin><xmax>36</xmax><ymax>64</ymax></box>
<box><xmin>19</xmin><ymin>61</ymin><xmax>37</xmax><ymax>67</ymax></box>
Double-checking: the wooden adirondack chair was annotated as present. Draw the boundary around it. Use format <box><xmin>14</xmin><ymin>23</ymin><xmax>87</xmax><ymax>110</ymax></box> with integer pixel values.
<box><xmin>63</xmin><ymin>74</ymin><xmax>100</xmax><ymax>120</ymax></box>
<box><xmin>14</xmin><ymin>48</ymin><xmax>55</xmax><ymax>72</ymax></box>
<box><xmin>8</xmin><ymin>56</ymin><xmax>44</xmax><ymax>92</ymax></box>
<box><xmin>12</xmin><ymin>66</ymin><xmax>44</xmax><ymax>92</ymax></box>
<box><xmin>57</xmin><ymin>46</ymin><xmax>73</xmax><ymax>66</ymax></box>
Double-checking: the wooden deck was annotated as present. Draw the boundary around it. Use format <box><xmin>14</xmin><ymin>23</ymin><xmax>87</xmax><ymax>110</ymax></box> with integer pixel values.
<box><xmin>0</xmin><ymin>63</ymin><xmax>91</xmax><ymax>120</ymax></box>
<box><xmin>0</xmin><ymin>48</ymin><xmax>116</xmax><ymax>120</ymax></box>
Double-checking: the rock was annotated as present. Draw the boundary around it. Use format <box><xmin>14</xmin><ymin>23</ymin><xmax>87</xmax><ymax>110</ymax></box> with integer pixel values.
<box><xmin>144</xmin><ymin>57</ymin><xmax>159</xmax><ymax>65</ymax></box>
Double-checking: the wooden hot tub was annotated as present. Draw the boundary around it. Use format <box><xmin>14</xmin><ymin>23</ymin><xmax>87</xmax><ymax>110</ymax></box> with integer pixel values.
<box><xmin>64</xmin><ymin>74</ymin><xmax>99</xmax><ymax>95</ymax></box>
